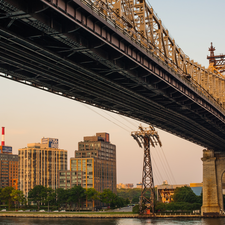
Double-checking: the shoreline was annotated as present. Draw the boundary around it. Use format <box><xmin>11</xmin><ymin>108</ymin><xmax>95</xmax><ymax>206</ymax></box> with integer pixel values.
<box><xmin>0</xmin><ymin>213</ymin><xmax>223</xmax><ymax>218</ymax></box>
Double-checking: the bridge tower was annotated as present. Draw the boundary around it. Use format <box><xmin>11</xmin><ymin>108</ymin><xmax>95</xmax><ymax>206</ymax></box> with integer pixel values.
<box><xmin>207</xmin><ymin>42</ymin><xmax>225</xmax><ymax>74</ymax></box>
<box><xmin>201</xmin><ymin>149</ymin><xmax>225</xmax><ymax>215</ymax></box>
<box><xmin>131</xmin><ymin>125</ymin><xmax>162</xmax><ymax>215</ymax></box>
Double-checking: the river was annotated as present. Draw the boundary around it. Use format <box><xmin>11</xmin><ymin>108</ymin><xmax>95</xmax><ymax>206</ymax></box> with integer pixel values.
<box><xmin>0</xmin><ymin>218</ymin><xmax>224</xmax><ymax>225</ymax></box>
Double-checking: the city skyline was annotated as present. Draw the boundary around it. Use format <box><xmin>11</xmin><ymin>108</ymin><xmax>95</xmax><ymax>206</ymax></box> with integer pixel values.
<box><xmin>0</xmin><ymin>0</ymin><xmax>224</xmax><ymax>187</ymax></box>
<box><xmin>0</xmin><ymin>77</ymin><xmax>203</xmax><ymax>186</ymax></box>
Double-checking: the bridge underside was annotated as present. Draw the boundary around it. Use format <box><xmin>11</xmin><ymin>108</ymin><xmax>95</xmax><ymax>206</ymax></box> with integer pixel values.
<box><xmin>0</xmin><ymin>0</ymin><xmax>225</xmax><ymax>151</ymax></box>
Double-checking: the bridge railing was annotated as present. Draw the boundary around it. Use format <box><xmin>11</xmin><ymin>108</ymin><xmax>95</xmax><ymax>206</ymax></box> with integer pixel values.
<box><xmin>75</xmin><ymin>0</ymin><xmax>225</xmax><ymax>113</ymax></box>
<box><xmin>45</xmin><ymin>0</ymin><xmax>225</xmax><ymax>113</ymax></box>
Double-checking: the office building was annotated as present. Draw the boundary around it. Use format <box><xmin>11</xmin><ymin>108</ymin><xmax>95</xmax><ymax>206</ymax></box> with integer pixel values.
<box><xmin>58</xmin><ymin>132</ymin><xmax>116</xmax><ymax>193</ymax></box>
<box><xmin>0</xmin><ymin>153</ymin><xmax>18</xmax><ymax>189</ymax></box>
<box><xmin>156</xmin><ymin>180</ymin><xmax>188</xmax><ymax>203</ymax></box>
<box><xmin>18</xmin><ymin>137</ymin><xmax>67</xmax><ymax>196</ymax></box>
<box><xmin>0</xmin><ymin>127</ymin><xmax>18</xmax><ymax>189</ymax></box>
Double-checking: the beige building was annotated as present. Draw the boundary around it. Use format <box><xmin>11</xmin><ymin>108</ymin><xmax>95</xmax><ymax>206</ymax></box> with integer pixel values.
<box><xmin>18</xmin><ymin>138</ymin><xmax>67</xmax><ymax>196</ymax></box>
<box><xmin>117</xmin><ymin>183</ymin><xmax>134</xmax><ymax>189</ymax></box>
<box><xmin>117</xmin><ymin>183</ymin><xmax>126</xmax><ymax>189</ymax></box>
<box><xmin>156</xmin><ymin>181</ymin><xmax>203</xmax><ymax>203</ymax></box>
<box><xmin>136</xmin><ymin>182</ymin><xmax>142</xmax><ymax>189</ymax></box>
<box><xmin>58</xmin><ymin>132</ymin><xmax>116</xmax><ymax>194</ymax></box>
<box><xmin>156</xmin><ymin>180</ymin><xmax>188</xmax><ymax>203</ymax></box>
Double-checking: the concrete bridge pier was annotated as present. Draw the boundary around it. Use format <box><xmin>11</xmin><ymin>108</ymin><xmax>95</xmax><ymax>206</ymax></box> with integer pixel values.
<box><xmin>201</xmin><ymin>149</ymin><xmax>225</xmax><ymax>215</ymax></box>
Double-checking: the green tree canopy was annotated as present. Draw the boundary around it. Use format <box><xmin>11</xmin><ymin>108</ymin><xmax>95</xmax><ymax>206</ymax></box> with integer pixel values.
<box><xmin>100</xmin><ymin>189</ymin><xmax>116</xmax><ymax>206</ymax></box>
<box><xmin>155</xmin><ymin>201</ymin><xmax>201</xmax><ymax>212</ymax></box>
<box><xmin>43</xmin><ymin>187</ymin><xmax>56</xmax><ymax>211</ymax></box>
<box><xmin>0</xmin><ymin>186</ymin><xmax>14</xmax><ymax>210</ymax></box>
<box><xmin>28</xmin><ymin>185</ymin><xmax>47</xmax><ymax>210</ymax></box>
<box><xmin>86</xmin><ymin>188</ymin><xmax>99</xmax><ymax>201</ymax></box>
<box><xmin>86</xmin><ymin>188</ymin><xmax>99</xmax><ymax>211</ymax></box>
<box><xmin>69</xmin><ymin>185</ymin><xmax>86</xmax><ymax>211</ymax></box>
<box><xmin>131</xmin><ymin>196</ymin><xmax>139</xmax><ymax>204</ymax></box>
<box><xmin>173</xmin><ymin>186</ymin><xmax>198</xmax><ymax>203</ymax></box>
<box><xmin>117</xmin><ymin>188</ymin><xmax>142</xmax><ymax>201</ymax></box>
<box><xmin>56</xmin><ymin>188</ymin><xmax>67</xmax><ymax>208</ymax></box>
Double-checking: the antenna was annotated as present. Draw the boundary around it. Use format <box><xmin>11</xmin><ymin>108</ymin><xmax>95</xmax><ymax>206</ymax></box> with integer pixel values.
<box><xmin>1</xmin><ymin>127</ymin><xmax>5</xmax><ymax>146</ymax></box>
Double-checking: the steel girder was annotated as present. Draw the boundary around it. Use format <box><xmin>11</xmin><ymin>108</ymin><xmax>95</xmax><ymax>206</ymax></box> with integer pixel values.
<box><xmin>0</xmin><ymin>0</ymin><xmax>225</xmax><ymax>151</ymax></box>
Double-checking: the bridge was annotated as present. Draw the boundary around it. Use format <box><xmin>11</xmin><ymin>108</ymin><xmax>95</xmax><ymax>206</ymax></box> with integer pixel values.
<box><xmin>0</xmin><ymin>0</ymin><xmax>225</xmax><ymax>215</ymax></box>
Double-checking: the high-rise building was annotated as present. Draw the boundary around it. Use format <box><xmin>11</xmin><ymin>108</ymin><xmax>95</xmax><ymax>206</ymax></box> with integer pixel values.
<box><xmin>0</xmin><ymin>153</ymin><xmax>18</xmax><ymax>189</ymax></box>
<box><xmin>18</xmin><ymin>137</ymin><xmax>67</xmax><ymax>197</ymax></box>
<box><xmin>58</xmin><ymin>132</ymin><xmax>116</xmax><ymax>193</ymax></box>
<box><xmin>0</xmin><ymin>127</ymin><xmax>18</xmax><ymax>189</ymax></box>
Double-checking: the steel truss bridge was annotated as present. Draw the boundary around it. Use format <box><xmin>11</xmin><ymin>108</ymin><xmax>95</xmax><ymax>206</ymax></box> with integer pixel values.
<box><xmin>0</xmin><ymin>0</ymin><xmax>225</xmax><ymax>151</ymax></box>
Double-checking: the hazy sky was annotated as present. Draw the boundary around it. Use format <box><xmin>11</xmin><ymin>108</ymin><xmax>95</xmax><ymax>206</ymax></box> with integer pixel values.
<box><xmin>0</xmin><ymin>0</ymin><xmax>224</xmax><ymax>187</ymax></box>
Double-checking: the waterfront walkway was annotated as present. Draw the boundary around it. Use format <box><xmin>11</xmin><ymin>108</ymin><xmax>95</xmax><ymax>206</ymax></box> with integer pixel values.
<box><xmin>0</xmin><ymin>212</ymin><xmax>205</xmax><ymax>218</ymax></box>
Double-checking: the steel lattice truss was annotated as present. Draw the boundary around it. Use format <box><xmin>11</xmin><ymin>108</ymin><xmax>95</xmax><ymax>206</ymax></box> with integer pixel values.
<box><xmin>131</xmin><ymin>125</ymin><xmax>162</xmax><ymax>215</ymax></box>
<box><xmin>84</xmin><ymin>0</ymin><xmax>225</xmax><ymax>107</ymax></box>
<box><xmin>207</xmin><ymin>42</ymin><xmax>225</xmax><ymax>74</ymax></box>
<box><xmin>1</xmin><ymin>0</ymin><xmax>225</xmax><ymax>152</ymax></box>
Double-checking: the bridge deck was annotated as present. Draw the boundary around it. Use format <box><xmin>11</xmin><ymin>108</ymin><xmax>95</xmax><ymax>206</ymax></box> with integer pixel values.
<box><xmin>0</xmin><ymin>0</ymin><xmax>225</xmax><ymax>151</ymax></box>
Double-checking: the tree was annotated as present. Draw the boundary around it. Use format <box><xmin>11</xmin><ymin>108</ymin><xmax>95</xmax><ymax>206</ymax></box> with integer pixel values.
<box><xmin>132</xmin><ymin>204</ymin><xmax>140</xmax><ymax>213</ymax></box>
<box><xmin>125</xmin><ymin>198</ymin><xmax>130</xmax><ymax>205</ymax></box>
<box><xmin>43</xmin><ymin>187</ymin><xmax>55</xmax><ymax>212</ymax></box>
<box><xmin>28</xmin><ymin>185</ymin><xmax>46</xmax><ymax>210</ymax></box>
<box><xmin>63</xmin><ymin>186</ymin><xmax>86</xmax><ymax>211</ymax></box>
<box><xmin>0</xmin><ymin>188</ymin><xmax>2</xmax><ymax>205</ymax></box>
<box><xmin>0</xmin><ymin>187</ymin><xmax>14</xmax><ymax>210</ymax></box>
<box><xmin>10</xmin><ymin>189</ymin><xmax>24</xmax><ymax>210</ymax></box>
<box><xmin>155</xmin><ymin>201</ymin><xmax>201</xmax><ymax>212</ymax></box>
<box><xmin>117</xmin><ymin>188</ymin><xmax>142</xmax><ymax>202</ymax></box>
<box><xmin>73</xmin><ymin>186</ymin><xmax>86</xmax><ymax>211</ymax></box>
<box><xmin>86</xmin><ymin>188</ymin><xmax>99</xmax><ymax>211</ymax></box>
<box><xmin>131</xmin><ymin>196</ymin><xmax>139</xmax><ymax>204</ymax></box>
<box><xmin>173</xmin><ymin>186</ymin><xmax>198</xmax><ymax>203</ymax></box>
<box><xmin>110</xmin><ymin>195</ymin><xmax>126</xmax><ymax>208</ymax></box>
<box><xmin>67</xmin><ymin>188</ymin><xmax>74</xmax><ymax>210</ymax></box>
<box><xmin>56</xmin><ymin>188</ymin><xmax>67</xmax><ymax>210</ymax></box>
<box><xmin>100</xmin><ymin>189</ymin><xmax>116</xmax><ymax>207</ymax></box>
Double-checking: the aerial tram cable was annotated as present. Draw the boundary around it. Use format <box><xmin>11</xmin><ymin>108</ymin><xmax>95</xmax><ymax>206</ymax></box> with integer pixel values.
<box><xmin>153</xmin><ymin>144</ymin><xmax>176</xmax><ymax>185</ymax></box>
<box><xmin>82</xmin><ymin>102</ymin><xmax>176</xmax><ymax>186</ymax></box>
<box><xmin>158</xmin><ymin>145</ymin><xmax>176</xmax><ymax>184</ymax></box>
<box><xmin>119</xmin><ymin>114</ymin><xmax>140</xmax><ymax>128</ymax></box>
<box><xmin>81</xmin><ymin>103</ymin><xmax>131</xmax><ymax>133</ymax></box>
<box><xmin>160</xmin><ymin>146</ymin><xmax>177</xmax><ymax>184</ymax></box>
<box><xmin>102</xmin><ymin>110</ymin><xmax>134</xmax><ymax>131</ymax></box>
<box><xmin>151</xmin><ymin>146</ymin><xmax>173</xmax><ymax>184</ymax></box>
<box><xmin>150</xmin><ymin>151</ymin><xmax>164</xmax><ymax>184</ymax></box>
<box><xmin>153</xmin><ymin>145</ymin><xmax>174</xmax><ymax>184</ymax></box>
<box><xmin>155</xmin><ymin>144</ymin><xmax>176</xmax><ymax>184</ymax></box>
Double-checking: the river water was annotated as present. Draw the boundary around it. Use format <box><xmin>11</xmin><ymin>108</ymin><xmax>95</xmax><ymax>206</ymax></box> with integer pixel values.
<box><xmin>0</xmin><ymin>218</ymin><xmax>224</xmax><ymax>225</ymax></box>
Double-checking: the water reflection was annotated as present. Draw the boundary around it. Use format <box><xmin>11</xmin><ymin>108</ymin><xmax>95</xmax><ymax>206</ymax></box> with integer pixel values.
<box><xmin>0</xmin><ymin>218</ymin><xmax>224</xmax><ymax>225</ymax></box>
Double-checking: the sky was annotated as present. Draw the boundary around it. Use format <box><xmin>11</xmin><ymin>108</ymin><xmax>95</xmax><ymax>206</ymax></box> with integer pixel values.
<box><xmin>0</xmin><ymin>0</ymin><xmax>224</xmax><ymax>187</ymax></box>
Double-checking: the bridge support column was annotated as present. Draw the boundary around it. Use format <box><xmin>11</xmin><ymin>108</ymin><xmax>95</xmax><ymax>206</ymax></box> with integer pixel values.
<box><xmin>201</xmin><ymin>149</ymin><xmax>225</xmax><ymax>215</ymax></box>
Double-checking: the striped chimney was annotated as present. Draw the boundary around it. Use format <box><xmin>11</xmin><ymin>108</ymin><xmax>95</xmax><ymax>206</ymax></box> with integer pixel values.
<box><xmin>1</xmin><ymin>127</ymin><xmax>5</xmax><ymax>146</ymax></box>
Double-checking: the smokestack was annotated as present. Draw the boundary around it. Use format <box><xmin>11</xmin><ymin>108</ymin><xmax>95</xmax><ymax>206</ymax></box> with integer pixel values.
<box><xmin>1</xmin><ymin>127</ymin><xmax>5</xmax><ymax>146</ymax></box>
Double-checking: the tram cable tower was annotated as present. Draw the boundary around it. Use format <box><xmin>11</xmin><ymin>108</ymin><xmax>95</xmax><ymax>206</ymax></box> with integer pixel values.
<box><xmin>131</xmin><ymin>125</ymin><xmax>162</xmax><ymax>215</ymax></box>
